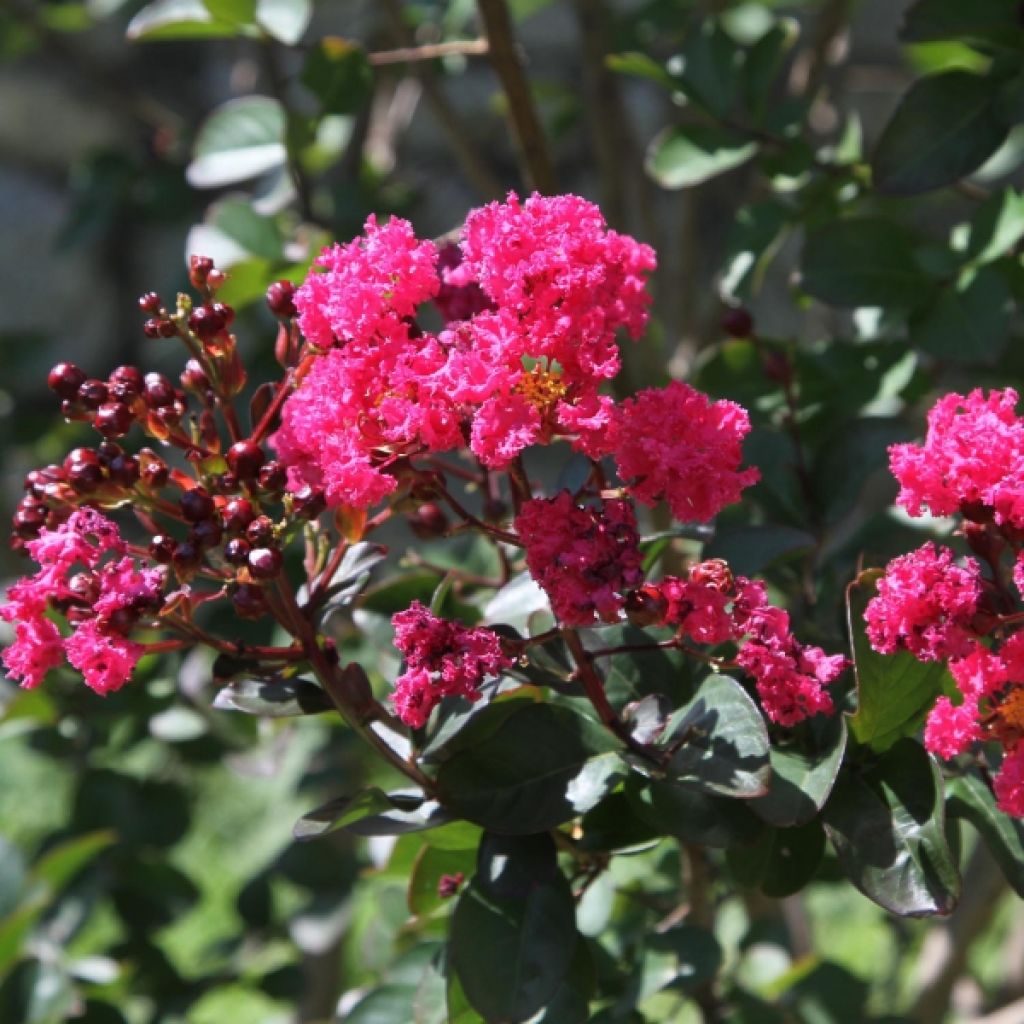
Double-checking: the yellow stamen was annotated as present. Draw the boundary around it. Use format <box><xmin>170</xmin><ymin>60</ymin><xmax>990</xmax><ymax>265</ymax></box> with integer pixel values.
<box><xmin>998</xmin><ymin>687</ymin><xmax>1024</xmax><ymax>731</ymax></box>
<box><xmin>515</xmin><ymin>366</ymin><xmax>568</xmax><ymax>412</ymax></box>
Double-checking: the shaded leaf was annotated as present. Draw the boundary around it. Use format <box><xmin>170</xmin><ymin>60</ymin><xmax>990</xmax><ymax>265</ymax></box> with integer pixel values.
<box><xmin>301</xmin><ymin>38</ymin><xmax>374</xmax><ymax>115</ymax></box>
<box><xmin>947</xmin><ymin>771</ymin><xmax>1024</xmax><ymax>897</ymax></box>
<box><xmin>212</xmin><ymin>677</ymin><xmax>333</xmax><ymax>717</ymax></box>
<box><xmin>436</xmin><ymin>702</ymin><xmax>621</xmax><ymax>834</ymax></box>
<box><xmin>801</xmin><ymin>218</ymin><xmax>933</xmax><ymax>308</ymax></box>
<box><xmin>727</xmin><ymin>820</ymin><xmax>825</xmax><ymax>897</ymax></box>
<box><xmin>901</xmin><ymin>0</ymin><xmax>1024</xmax><ymax>53</ymax></box>
<box><xmin>294</xmin><ymin>788</ymin><xmax>453</xmax><ymax>841</ymax></box>
<box><xmin>872</xmin><ymin>71</ymin><xmax>1009</xmax><ymax>195</ymax></box>
<box><xmin>661</xmin><ymin>674</ymin><xmax>771</xmax><ymax>799</ymax></box>
<box><xmin>823</xmin><ymin>739</ymin><xmax>960</xmax><ymax>916</ymax></box>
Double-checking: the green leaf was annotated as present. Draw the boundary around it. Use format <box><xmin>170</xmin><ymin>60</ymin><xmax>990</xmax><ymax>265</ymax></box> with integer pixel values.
<box><xmin>727</xmin><ymin>820</ymin><xmax>826</xmax><ymax>898</ymax></box>
<box><xmin>606</xmin><ymin>51</ymin><xmax>679</xmax><ymax>91</ymax></box>
<box><xmin>742</xmin><ymin>21</ymin><xmax>798</xmax><ymax>119</ymax></box>
<box><xmin>31</xmin><ymin>830</ymin><xmax>115</xmax><ymax>895</ymax></box>
<box><xmin>294</xmin><ymin>788</ymin><xmax>454</xmax><ymax>841</ymax></box>
<box><xmin>126</xmin><ymin>0</ymin><xmax>239</xmax><ymax>40</ymax></box>
<box><xmin>719</xmin><ymin>200</ymin><xmax>789</xmax><ymax>302</ymax></box>
<box><xmin>626</xmin><ymin>774</ymin><xmax>763</xmax><ymax>847</ymax></box>
<box><xmin>872</xmin><ymin>71</ymin><xmax>1010</xmax><ymax>195</ymax></box>
<box><xmin>301</xmin><ymin>38</ymin><xmax>374</xmax><ymax>115</ymax></box>
<box><xmin>529</xmin><ymin>937</ymin><xmax>595</xmax><ymax>1024</ymax></box>
<box><xmin>947</xmin><ymin>772</ymin><xmax>1024</xmax><ymax>897</ymax></box>
<box><xmin>645</xmin><ymin>123</ymin><xmax>758</xmax><ymax>189</ymax></box>
<box><xmin>661</xmin><ymin>674</ymin><xmax>771</xmax><ymax>799</ymax></box>
<box><xmin>450</xmin><ymin>833</ymin><xmax>578</xmax><ymax>1023</ymax></box>
<box><xmin>752</xmin><ymin>715</ymin><xmax>847</xmax><ymax>828</ymax></box>
<box><xmin>673</xmin><ymin>21</ymin><xmax>741</xmax><ymax>118</ymax></box>
<box><xmin>256</xmin><ymin>0</ymin><xmax>311</xmax><ymax>44</ymax></box>
<box><xmin>344</xmin><ymin>984</ymin><xmax>421</xmax><ymax>1024</ymax></box>
<box><xmin>823</xmin><ymin>739</ymin><xmax>961</xmax><ymax>916</ymax></box>
<box><xmin>966</xmin><ymin>187</ymin><xmax>1024</xmax><ymax>264</ymax></box>
<box><xmin>435</xmin><ymin>702</ymin><xmax>621</xmax><ymax>834</ymax></box>
<box><xmin>187</xmin><ymin>96</ymin><xmax>287</xmax><ymax>188</ymax></box>
<box><xmin>801</xmin><ymin>218</ymin><xmax>934</xmax><ymax>308</ymax></box>
<box><xmin>646</xmin><ymin>923</ymin><xmax>723</xmax><ymax>994</ymax></box>
<box><xmin>594</xmin><ymin>625</ymin><xmax>691</xmax><ymax>707</ymax></box>
<box><xmin>408</xmin><ymin>845</ymin><xmax>475</xmax><ymax>917</ymax></box>
<box><xmin>910</xmin><ymin>265</ymin><xmax>1010</xmax><ymax>364</ymax></box>
<box><xmin>846</xmin><ymin>571</ymin><xmax>957</xmax><ymax>752</ymax></box>
<box><xmin>206</xmin><ymin>198</ymin><xmax>284</xmax><ymax>261</ymax></box>
<box><xmin>578</xmin><ymin>790</ymin><xmax>661</xmax><ymax>853</ymax></box>
<box><xmin>212</xmin><ymin>677</ymin><xmax>333</xmax><ymax>717</ymax></box>
<box><xmin>704</xmin><ymin>524</ymin><xmax>814</xmax><ymax>577</ymax></box>
<box><xmin>902</xmin><ymin>0</ymin><xmax>1024</xmax><ymax>53</ymax></box>
<box><xmin>202</xmin><ymin>0</ymin><xmax>255</xmax><ymax>24</ymax></box>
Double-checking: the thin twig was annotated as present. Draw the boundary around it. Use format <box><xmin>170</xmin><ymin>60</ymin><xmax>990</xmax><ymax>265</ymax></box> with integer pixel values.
<box><xmin>379</xmin><ymin>0</ymin><xmax>503</xmax><ymax>199</ymax></box>
<box><xmin>369</xmin><ymin>38</ymin><xmax>489</xmax><ymax>66</ymax></box>
<box><xmin>475</xmin><ymin>0</ymin><xmax>557</xmax><ymax>194</ymax></box>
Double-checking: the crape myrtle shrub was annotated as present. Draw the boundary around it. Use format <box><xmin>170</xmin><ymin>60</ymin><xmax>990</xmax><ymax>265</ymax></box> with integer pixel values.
<box><xmin>6</xmin><ymin>2</ymin><xmax>1024</xmax><ymax>1024</ymax></box>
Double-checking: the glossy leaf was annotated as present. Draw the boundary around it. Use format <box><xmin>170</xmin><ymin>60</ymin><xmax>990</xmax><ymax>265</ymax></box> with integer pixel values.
<box><xmin>872</xmin><ymin>71</ymin><xmax>1009</xmax><ymax>195</ymax></box>
<box><xmin>661</xmin><ymin>674</ymin><xmax>771</xmax><ymax>798</ymax></box>
<box><xmin>212</xmin><ymin>677</ymin><xmax>333</xmax><ymax>717</ymax></box>
<box><xmin>435</xmin><ymin>701</ymin><xmax>621</xmax><ymax>834</ymax></box>
<box><xmin>966</xmin><ymin>187</ymin><xmax>1024</xmax><ymax>265</ymax></box>
<box><xmin>823</xmin><ymin>739</ymin><xmax>961</xmax><ymax>916</ymax></box>
<box><xmin>186</xmin><ymin>96</ymin><xmax>287</xmax><ymax>188</ymax></box>
<box><xmin>752</xmin><ymin>714</ymin><xmax>847</xmax><ymax>827</ymax></box>
<box><xmin>704</xmin><ymin>524</ymin><xmax>814</xmax><ymax>577</ymax></box>
<box><xmin>294</xmin><ymin>788</ymin><xmax>453</xmax><ymax>841</ymax></box>
<box><xmin>450</xmin><ymin>833</ymin><xmax>578</xmax><ymax>1023</ymax></box>
<box><xmin>646</xmin><ymin>124</ymin><xmax>758</xmax><ymax>189</ymax></box>
<box><xmin>627</xmin><ymin>774</ymin><xmax>762</xmax><ymax>848</ymax></box>
<box><xmin>726</xmin><ymin>820</ymin><xmax>825</xmax><ymax>897</ymax></box>
<box><xmin>846</xmin><ymin>571</ymin><xmax>956</xmax><ymax>752</ymax></box>
<box><xmin>947</xmin><ymin>772</ymin><xmax>1024</xmax><ymax>897</ymax></box>
<box><xmin>256</xmin><ymin>0</ymin><xmax>310</xmax><ymax>44</ymax></box>
<box><xmin>801</xmin><ymin>218</ymin><xmax>933</xmax><ymax>308</ymax></box>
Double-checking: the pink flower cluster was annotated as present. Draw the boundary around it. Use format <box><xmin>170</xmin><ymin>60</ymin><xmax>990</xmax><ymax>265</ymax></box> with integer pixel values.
<box><xmin>868</xmin><ymin>389</ymin><xmax>1024</xmax><ymax>815</ymax></box>
<box><xmin>1</xmin><ymin>510</ymin><xmax>165</xmax><ymax>694</ymax></box>
<box><xmin>390</xmin><ymin>601</ymin><xmax>512</xmax><ymax>728</ymax></box>
<box><xmin>864</xmin><ymin>543</ymin><xmax>983</xmax><ymax>662</ymax></box>
<box><xmin>653</xmin><ymin>565</ymin><xmax>845</xmax><ymax>726</ymax></box>
<box><xmin>274</xmin><ymin>193</ymin><xmax>758</xmax><ymax>522</ymax></box>
<box><xmin>515</xmin><ymin>492</ymin><xmax>644</xmax><ymax>626</ymax></box>
<box><xmin>890</xmin><ymin>388</ymin><xmax>1024</xmax><ymax>526</ymax></box>
<box><xmin>611</xmin><ymin>382</ymin><xmax>760</xmax><ymax>523</ymax></box>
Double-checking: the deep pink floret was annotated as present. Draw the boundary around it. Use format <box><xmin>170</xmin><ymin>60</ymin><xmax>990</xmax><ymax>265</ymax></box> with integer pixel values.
<box><xmin>864</xmin><ymin>543</ymin><xmax>982</xmax><ymax>662</ymax></box>
<box><xmin>995</xmin><ymin>746</ymin><xmax>1024</xmax><ymax>817</ymax></box>
<box><xmin>390</xmin><ymin>602</ymin><xmax>512</xmax><ymax>728</ymax></box>
<box><xmin>514</xmin><ymin>492</ymin><xmax>644</xmax><ymax>626</ymax></box>
<box><xmin>613</xmin><ymin>381</ymin><xmax>759</xmax><ymax>523</ymax></box>
<box><xmin>889</xmin><ymin>388</ymin><xmax>1024</xmax><ymax>526</ymax></box>
<box><xmin>924</xmin><ymin>696</ymin><xmax>982</xmax><ymax>759</ymax></box>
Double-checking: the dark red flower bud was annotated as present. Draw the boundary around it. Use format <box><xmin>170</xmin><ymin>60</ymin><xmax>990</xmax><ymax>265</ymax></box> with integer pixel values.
<box><xmin>222</xmin><ymin>498</ymin><xmax>255</xmax><ymax>533</ymax></box>
<box><xmin>144</xmin><ymin>372</ymin><xmax>176</xmax><ymax>408</ymax></box>
<box><xmin>94</xmin><ymin>402</ymin><xmax>135</xmax><ymax>439</ymax></box>
<box><xmin>266</xmin><ymin>279</ymin><xmax>297</xmax><ymax>319</ymax></box>
<box><xmin>48</xmin><ymin>362</ymin><xmax>87</xmax><ymax>400</ymax></box>
<box><xmin>78</xmin><ymin>379</ymin><xmax>109</xmax><ymax>410</ymax></box>
<box><xmin>191</xmin><ymin>517</ymin><xmax>223</xmax><ymax>550</ymax></box>
<box><xmin>138</xmin><ymin>291</ymin><xmax>161</xmax><ymax>313</ymax></box>
<box><xmin>232</xmin><ymin>583</ymin><xmax>268</xmax><ymax>619</ymax></box>
<box><xmin>224</xmin><ymin>537</ymin><xmax>251</xmax><ymax>565</ymax></box>
<box><xmin>226</xmin><ymin>440</ymin><xmax>265</xmax><ymax>481</ymax></box>
<box><xmin>721</xmin><ymin>306</ymin><xmax>754</xmax><ymax>339</ymax></box>
<box><xmin>149</xmin><ymin>534</ymin><xmax>177</xmax><ymax>563</ymax></box>
<box><xmin>248</xmin><ymin>546</ymin><xmax>282</xmax><ymax>579</ymax></box>
<box><xmin>409</xmin><ymin>502</ymin><xmax>449</xmax><ymax>539</ymax></box>
<box><xmin>257</xmin><ymin>460</ymin><xmax>286</xmax><ymax>494</ymax></box>
<box><xmin>180</xmin><ymin>488</ymin><xmax>215</xmax><ymax>523</ymax></box>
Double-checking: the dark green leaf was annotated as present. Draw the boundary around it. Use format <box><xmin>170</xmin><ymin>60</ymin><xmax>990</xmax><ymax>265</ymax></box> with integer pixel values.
<box><xmin>901</xmin><ymin>0</ymin><xmax>1024</xmax><ymax>53</ymax></box>
<box><xmin>530</xmin><ymin>937</ymin><xmax>594</xmax><ymax>1024</ymax></box>
<box><xmin>592</xmin><ymin>625</ymin><xmax>691</xmax><ymax>707</ymax></box>
<box><xmin>294</xmin><ymin>788</ymin><xmax>453</xmax><ymax>841</ymax></box>
<box><xmin>451</xmin><ymin>833</ymin><xmax>578</xmax><ymax>1023</ymax></box>
<box><xmin>910</xmin><ymin>265</ymin><xmax>1011</xmax><ymax>364</ymax></box>
<box><xmin>31</xmin><ymin>830</ymin><xmax>115</xmax><ymax>893</ymax></box>
<box><xmin>823</xmin><ymin>739</ymin><xmax>961</xmax><ymax>916</ymax></box>
<box><xmin>966</xmin><ymin>187</ymin><xmax>1024</xmax><ymax>264</ymax></box>
<box><xmin>605</xmin><ymin>51</ymin><xmax>679</xmax><ymax>90</ymax></box>
<box><xmin>627</xmin><ymin>774</ymin><xmax>762</xmax><ymax>847</ymax></box>
<box><xmin>727</xmin><ymin>820</ymin><xmax>825</xmax><ymax>897</ymax></box>
<box><xmin>0</xmin><ymin>839</ymin><xmax>26</xmax><ymax>920</ymax></box>
<box><xmin>846</xmin><ymin>571</ymin><xmax>957</xmax><ymax>752</ymax></box>
<box><xmin>719</xmin><ymin>200</ymin><xmax>789</xmax><ymax>302</ymax></box>
<box><xmin>436</xmin><ymin>702</ymin><xmax>621</xmax><ymax>834</ymax></box>
<box><xmin>752</xmin><ymin>714</ymin><xmax>847</xmax><ymax>827</ymax></box>
<box><xmin>647</xmin><ymin>923</ymin><xmax>723</xmax><ymax>993</ymax></box>
<box><xmin>801</xmin><ymin>218</ymin><xmax>933</xmax><ymax>308</ymax></box>
<box><xmin>408</xmin><ymin>845</ymin><xmax>475</xmax><ymax>917</ymax></box>
<box><xmin>704</xmin><ymin>524</ymin><xmax>814</xmax><ymax>577</ymax></box>
<box><xmin>577</xmin><ymin>790</ymin><xmax>662</xmax><ymax>853</ymax></box>
<box><xmin>301</xmin><ymin>38</ymin><xmax>374</xmax><ymax>115</ymax></box>
<box><xmin>645</xmin><ymin>123</ymin><xmax>758</xmax><ymax>189</ymax></box>
<box><xmin>872</xmin><ymin>71</ymin><xmax>1009</xmax><ymax>195</ymax></box>
<box><xmin>674</xmin><ymin>22</ymin><xmax>741</xmax><ymax>118</ymax></box>
<box><xmin>947</xmin><ymin>772</ymin><xmax>1024</xmax><ymax>897</ymax></box>
<box><xmin>662</xmin><ymin>674</ymin><xmax>771</xmax><ymax>799</ymax></box>
<box><xmin>207</xmin><ymin>198</ymin><xmax>284</xmax><ymax>261</ymax></box>
<box><xmin>345</xmin><ymin>984</ymin><xmax>421</xmax><ymax>1024</ymax></box>
<box><xmin>212</xmin><ymin>677</ymin><xmax>333</xmax><ymax>717</ymax></box>
<box><xmin>187</xmin><ymin>96</ymin><xmax>287</xmax><ymax>188</ymax></box>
